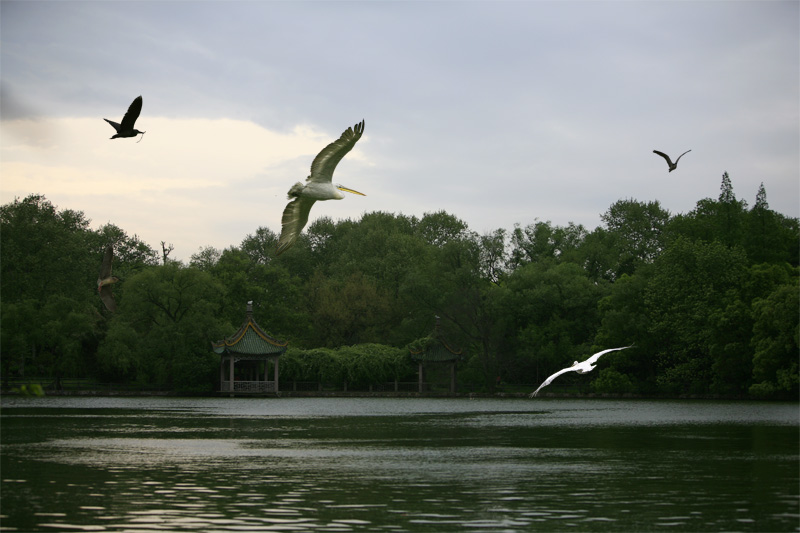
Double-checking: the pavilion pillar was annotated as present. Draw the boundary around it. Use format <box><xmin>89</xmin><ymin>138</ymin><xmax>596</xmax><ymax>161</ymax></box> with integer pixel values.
<box><xmin>229</xmin><ymin>355</ymin><xmax>235</xmax><ymax>396</ymax></box>
<box><xmin>219</xmin><ymin>357</ymin><xmax>225</xmax><ymax>392</ymax></box>
<box><xmin>274</xmin><ymin>357</ymin><xmax>280</xmax><ymax>393</ymax></box>
<box><xmin>418</xmin><ymin>362</ymin><xmax>424</xmax><ymax>393</ymax></box>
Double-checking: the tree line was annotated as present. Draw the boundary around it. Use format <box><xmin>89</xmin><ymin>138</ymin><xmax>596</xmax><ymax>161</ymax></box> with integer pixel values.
<box><xmin>1</xmin><ymin>172</ymin><xmax>797</xmax><ymax>397</ymax></box>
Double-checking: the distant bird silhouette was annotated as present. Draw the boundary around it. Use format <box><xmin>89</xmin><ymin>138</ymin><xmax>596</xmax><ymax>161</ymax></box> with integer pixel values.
<box><xmin>277</xmin><ymin>120</ymin><xmax>366</xmax><ymax>255</ymax></box>
<box><xmin>653</xmin><ymin>149</ymin><xmax>691</xmax><ymax>172</ymax></box>
<box><xmin>97</xmin><ymin>244</ymin><xmax>120</xmax><ymax>312</ymax></box>
<box><xmin>104</xmin><ymin>96</ymin><xmax>145</xmax><ymax>142</ymax></box>
<box><xmin>529</xmin><ymin>346</ymin><xmax>632</xmax><ymax>397</ymax></box>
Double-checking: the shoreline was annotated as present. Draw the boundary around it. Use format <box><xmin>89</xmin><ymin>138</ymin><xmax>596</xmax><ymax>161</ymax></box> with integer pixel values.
<box><xmin>1</xmin><ymin>389</ymin><xmax>782</xmax><ymax>401</ymax></box>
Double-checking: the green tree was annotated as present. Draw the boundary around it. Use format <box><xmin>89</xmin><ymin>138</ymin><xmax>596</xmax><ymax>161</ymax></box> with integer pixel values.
<box><xmin>304</xmin><ymin>271</ymin><xmax>392</xmax><ymax>347</ymax></box>
<box><xmin>743</xmin><ymin>183</ymin><xmax>799</xmax><ymax>265</ymax></box>
<box><xmin>416</xmin><ymin>210</ymin><xmax>471</xmax><ymax>247</ymax></box>
<box><xmin>594</xmin><ymin>270</ymin><xmax>655</xmax><ymax>391</ymax></box>
<box><xmin>97</xmin><ymin>264</ymin><xmax>230</xmax><ymax>392</ymax></box>
<box><xmin>503</xmin><ymin>260</ymin><xmax>606</xmax><ymax>390</ymax></box>
<box><xmin>0</xmin><ymin>195</ymin><xmax>102</xmax><ymax>386</ymax></box>
<box><xmin>479</xmin><ymin>229</ymin><xmax>508</xmax><ymax>284</ymax></box>
<box><xmin>190</xmin><ymin>245</ymin><xmax>222</xmax><ymax>271</ymax></box>
<box><xmin>599</xmin><ymin>199</ymin><xmax>671</xmax><ymax>278</ymax></box>
<box><xmin>210</xmin><ymin>246</ymin><xmax>307</xmax><ymax>341</ymax></box>
<box><xmin>400</xmin><ymin>225</ymin><xmax>508</xmax><ymax>389</ymax></box>
<box><xmin>749</xmin><ymin>279</ymin><xmax>799</xmax><ymax>398</ymax></box>
<box><xmin>644</xmin><ymin>237</ymin><xmax>749</xmax><ymax>394</ymax></box>
<box><xmin>668</xmin><ymin>172</ymin><xmax>749</xmax><ymax>249</ymax></box>
<box><xmin>508</xmin><ymin>220</ymin><xmax>586</xmax><ymax>268</ymax></box>
<box><xmin>1</xmin><ymin>194</ymin><xmax>95</xmax><ymax>305</ymax></box>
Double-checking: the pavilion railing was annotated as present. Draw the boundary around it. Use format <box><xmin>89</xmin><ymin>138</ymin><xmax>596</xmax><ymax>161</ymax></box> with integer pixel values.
<box><xmin>221</xmin><ymin>380</ymin><xmax>276</xmax><ymax>393</ymax></box>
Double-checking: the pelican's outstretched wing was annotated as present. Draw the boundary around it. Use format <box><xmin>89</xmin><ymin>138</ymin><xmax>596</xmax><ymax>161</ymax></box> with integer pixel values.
<box><xmin>529</xmin><ymin>366</ymin><xmax>578</xmax><ymax>397</ymax></box>
<box><xmin>99</xmin><ymin>285</ymin><xmax>117</xmax><ymax>313</ymax></box>
<box><xmin>277</xmin><ymin>197</ymin><xmax>316</xmax><ymax>255</ymax></box>
<box><xmin>120</xmin><ymin>96</ymin><xmax>143</xmax><ymax>131</ymax></box>
<box><xmin>307</xmin><ymin>120</ymin><xmax>364</xmax><ymax>185</ymax></box>
<box><xmin>104</xmin><ymin>119</ymin><xmax>122</xmax><ymax>133</ymax></box>
<box><xmin>99</xmin><ymin>244</ymin><xmax>113</xmax><ymax>279</ymax></box>
<box><xmin>673</xmin><ymin>149</ymin><xmax>691</xmax><ymax>164</ymax></box>
<box><xmin>583</xmin><ymin>346</ymin><xmax>632</xmax><ymax>366</ymax></box>
<box><xmin>652</xmin><ymin>150</ymin><xmax>674</xmax><ymax>166</ymax></box>
<box><xmin>98</xmin><ymin>244</ymin><xmax>117</xmax><ymax>313</ymax></box>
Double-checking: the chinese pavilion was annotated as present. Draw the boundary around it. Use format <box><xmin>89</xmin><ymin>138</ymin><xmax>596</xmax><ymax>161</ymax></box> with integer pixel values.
<box><xmin>212</xmin><ymin>301</ymin><xmax>288</xmax><ymax>396</ymax></box>
<box><xmin>409</xmin><ymin>316</ymin><xmax>463</xmax><ymax>393</ymax></box>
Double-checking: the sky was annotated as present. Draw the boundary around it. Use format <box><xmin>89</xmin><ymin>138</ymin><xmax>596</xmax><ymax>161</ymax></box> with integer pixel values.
<box><xmin>1</xmin><ymin>1</ymin><xmax>798</xmax><ymax>262</ymax></box>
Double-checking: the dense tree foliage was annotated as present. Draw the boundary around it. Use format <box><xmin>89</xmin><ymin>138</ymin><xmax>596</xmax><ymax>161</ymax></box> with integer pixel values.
<box><xmin>2</xmin><ymin>172</ymin><xmax>798</xmax><ymax>397</ymax></box>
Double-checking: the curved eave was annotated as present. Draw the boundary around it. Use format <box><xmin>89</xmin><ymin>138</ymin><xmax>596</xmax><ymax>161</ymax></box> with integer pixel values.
<box><xmin>212</xmin><ymin>320</ymin><xmax>288</xmax><ymax>355</ymax></box>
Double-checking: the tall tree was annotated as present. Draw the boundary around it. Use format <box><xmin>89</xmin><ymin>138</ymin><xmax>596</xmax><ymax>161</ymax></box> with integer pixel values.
<box><xmin>743</xmin><ymin>183</ymin><xmax>798</xmax><ymax>265</ymax></box>
<box><xmin>508</xmin><ymin>220</ymin><xmax>586</xmax><ymax>268</ymax></box>
<box><xmin>599</xmin><ymin>199</ymin><xmax>671</xmax><ymax>278</ymax></box>
<box><xmin>0</xmin><ymin>195</ymin><xmax>100</xmax><ymax>386</ymax></box>
<box><xmin>97</xmin><ymin>263</ymin><xmax>230</xmax><ymax>392</ymax></box>
<box><xmin>644</xmin><ymin>237</ymin><xmax>749</xmax><ymax>394</ymax></box>
<box><xmin>749</xmin><ymin>279</ymin><xmax>799</xmax><ymax>397</ymax></box>
<box><xmin>503</xmin><ymin>260</ymin><xmax>606</xmax><ymax>389</ymax></box>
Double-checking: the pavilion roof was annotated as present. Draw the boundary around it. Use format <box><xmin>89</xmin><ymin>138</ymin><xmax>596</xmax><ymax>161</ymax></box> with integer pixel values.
<box><xmin>212</xmin><ymin>302</ymin><xmax>288</xmax><ymax>356</ymax></box>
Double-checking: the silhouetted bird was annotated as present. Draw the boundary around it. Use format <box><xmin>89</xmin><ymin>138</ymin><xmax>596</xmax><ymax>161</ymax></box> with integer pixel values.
<box><xmin>104</xmin><ymin>96</ymin><xmax>145</xmax><ymax>141</ymax></box>
<box><xmin>653</xmin><ymin>149</ymin><xmax>691</xmax><ymax>172</ymax></box>
<box><xmin>277</xmin><ymin>120</ymin><xmax>366</xmax><ymax>255</ymax></box>
<box><xmin>97</xmin><ymin>244</ymin><xmax>120</xmax><ymax>312</ymax></box>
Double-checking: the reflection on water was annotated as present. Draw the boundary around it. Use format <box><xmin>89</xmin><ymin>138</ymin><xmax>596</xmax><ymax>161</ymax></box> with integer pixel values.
<box><xmin>1</xmin><ymin>397</ymin><xmax>797</xmax><ymax>532</ymax></box>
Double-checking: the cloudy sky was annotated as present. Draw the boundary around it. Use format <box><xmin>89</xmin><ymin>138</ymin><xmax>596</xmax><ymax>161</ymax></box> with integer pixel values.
<box><xmin>2</xmin><ymin>1</ymin><xmax>797</xmax><ymax>262</ymax></box>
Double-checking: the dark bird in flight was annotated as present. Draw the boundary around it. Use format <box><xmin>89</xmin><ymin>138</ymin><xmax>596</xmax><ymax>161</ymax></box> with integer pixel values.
<box><xmin>653</xmin><ymin>149</ymin><xmax>691</xmax><ymax>172</ymax></box>
<box><xmin>277</xmin><ymin>120</ymin><xmax>366</xmax><ymax>255</ymax></box>
<box><xmin>104</xmin><ymin>96</ymin><xmax>145</xmax><ymax>141</ymax></box>
<box><xmin>97</xmin><ymin>244</ymin><xmax>120</xmax><ymax>312</ymax></box>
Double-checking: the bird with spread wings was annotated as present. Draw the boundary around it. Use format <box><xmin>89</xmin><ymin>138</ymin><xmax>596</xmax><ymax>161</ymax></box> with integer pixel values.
<box><xmin>104</xmin><ymin>95</ymin><xmax>146</xmax><ymax>141</ymax></box>
<box><xmin>97</xmin><ymin>244</ymin><xmax>121</xmax><ymax>313</ymax></box>
<box><xmin>653</xmin><ymin>149</ymin><xmax>691</xmax><ymax>172</ymax></box>
<box><xmin>276</xmin><ymin>120</ymin><xmax>365</xmax><ymax>255</ymax></box>
<box><xmin>529</xmin><ymin>346</ymin><xmax>632</xmax><ymax>397</ymax></box>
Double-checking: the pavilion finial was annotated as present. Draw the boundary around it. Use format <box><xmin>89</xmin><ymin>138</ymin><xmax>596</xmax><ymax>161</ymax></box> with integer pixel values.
<box><xmin>246</xmin><ymin>301</ymin><xmax>253</xmax><ymax>318</ymax></box>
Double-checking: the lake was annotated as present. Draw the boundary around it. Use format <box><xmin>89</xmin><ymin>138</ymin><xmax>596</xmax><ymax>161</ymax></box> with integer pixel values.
<box><xmin>1</xmin><ymin>397</ymin><xmax>797</xmax><ymax>532</ymax></box>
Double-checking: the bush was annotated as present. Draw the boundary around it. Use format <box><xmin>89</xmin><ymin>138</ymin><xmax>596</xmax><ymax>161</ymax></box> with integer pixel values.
<box><xmin>590</xmin><ymin>368</ymin><xmax>634</xmax><ymax>394</ymax></box>
<box><xmin>173</xmin><ymin>351</ymin><xmax>219</xmax><ymax>394</ymax></box>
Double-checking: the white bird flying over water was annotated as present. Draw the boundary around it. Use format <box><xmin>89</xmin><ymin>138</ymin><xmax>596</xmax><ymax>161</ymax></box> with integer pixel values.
<box><xmin>653</xmin><ymin>149</ymin><xmax>691</xmax><ymax>172</ymax></box>
<box><xmin>276</xmin><ymin>120</ymin><xmax>366</xmax><ymax>255</ymax></box>
<box><xmin>529</xmin><ymin>346</ymin><xmax>632</xmax><ymax>397</ymax></box>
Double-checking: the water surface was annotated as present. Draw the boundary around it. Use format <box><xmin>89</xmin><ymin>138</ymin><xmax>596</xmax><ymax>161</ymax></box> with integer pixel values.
<box><xmin>1</xmin><ymin>397</ymin><xmax>797</xmax><ymax>531</ymax></box>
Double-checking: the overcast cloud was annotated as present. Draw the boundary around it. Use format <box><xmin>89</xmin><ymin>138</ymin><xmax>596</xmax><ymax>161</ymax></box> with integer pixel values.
<box><xmin>1</xmin><ymin>1</ymin><xmax>797</xmax><ymax>261</ymax></box>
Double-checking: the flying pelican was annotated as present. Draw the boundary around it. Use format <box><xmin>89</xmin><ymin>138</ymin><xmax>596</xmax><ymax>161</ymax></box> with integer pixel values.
<box><xmin>104</xmin><ymin>95</ymin><xmax>145</xmax><ymax>142</ymax></box>
<box><xmin>97</xmin><ymin>244</ymin><xmax>120</xmax><ymax>312</ymax></box>
<box><xmin>653</xmin><ymin>149</ymin><xmax>691</xmax><ymax>172</ymax></box>
<box><xmin>276</xmin><ymin>120</ymin><xmax>365</xmax><ymax>255</ymax></box>
<box><xmin>529</xmin><ymin>346</ymin><xmax>632</xmax><ymax>397</ymax></box>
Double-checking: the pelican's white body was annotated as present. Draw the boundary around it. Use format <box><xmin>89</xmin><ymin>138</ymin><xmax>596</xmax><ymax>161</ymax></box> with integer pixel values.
<box><xmin>289</xmin><ymin>181</ymin><xmax>346</xmax><ymax>201</ymax></box>
<box><xmin>529</xmin><ymin>346</ymin><xmax>632</xmax><ymax>397</ymax></box>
